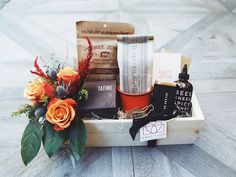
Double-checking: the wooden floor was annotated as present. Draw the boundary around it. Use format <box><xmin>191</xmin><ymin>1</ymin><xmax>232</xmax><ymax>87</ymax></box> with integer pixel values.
<box><xmin>0</xmin><ymin>0</ymin><xmax>236</xmax><ymax>176</ymax></box>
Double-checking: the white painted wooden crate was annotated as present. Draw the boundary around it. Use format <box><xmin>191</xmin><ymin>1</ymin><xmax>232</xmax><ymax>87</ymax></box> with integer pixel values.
<box><xmin>84</xmin><ymin>93</ymin><xmax>204</xmax><ymax>147</ymax></box>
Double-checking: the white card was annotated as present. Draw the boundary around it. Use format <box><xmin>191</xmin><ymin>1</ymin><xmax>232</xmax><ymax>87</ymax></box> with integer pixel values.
<box><xmin>140</xmin><ymin>121</ymin><xmax>167</xmax><ymax>142</ymax></box>
<box><xmin>152</xmin><ymin>53</ymin><xmax>181</xmax><ymax>83</ymax></box>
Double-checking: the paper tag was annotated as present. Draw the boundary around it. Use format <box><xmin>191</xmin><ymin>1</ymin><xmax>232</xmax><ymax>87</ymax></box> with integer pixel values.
<box><xmin>140</xmin><ymin>121</ymin><xmax>167</xmax><ymax>142</ymax></box>
<box><xmin>152</xmin><ymin>53</ymin><xmax>181</xmax><ymax>83</ymax></box>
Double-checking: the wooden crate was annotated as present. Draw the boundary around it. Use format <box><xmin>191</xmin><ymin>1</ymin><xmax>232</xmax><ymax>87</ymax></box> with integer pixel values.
<box><xmin>84</xmin><ymin>93</ymin><xmax>204</xmax><ymax>147</ymax></box>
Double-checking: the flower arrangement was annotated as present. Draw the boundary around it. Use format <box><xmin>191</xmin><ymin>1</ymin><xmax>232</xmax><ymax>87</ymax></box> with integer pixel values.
<box><xmin>12</xmin><ymin>37</ymin><xmax>93</xmax><ymax>167</ymax></box>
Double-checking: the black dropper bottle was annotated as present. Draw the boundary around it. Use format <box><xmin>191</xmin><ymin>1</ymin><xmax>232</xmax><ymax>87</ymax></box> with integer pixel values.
<box><xmin>175</xmin><ymin>64</ymin><xmax>193</xmax><ymax>117</ymax></box>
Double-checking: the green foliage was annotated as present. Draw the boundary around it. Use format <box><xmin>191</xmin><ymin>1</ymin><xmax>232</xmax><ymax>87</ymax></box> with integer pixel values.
<box><xmin>43</xmin><ymin>122</ymin><xmax>64</xmax><ymax>158</ymax></box>
<box><xmin>11</xmin><ymin>104</ymin><xmax>35</xmax><ymax>118</ymax></box>
<box><xmin>69</xmin><ymin>118</ymin><xmax>87</xmax><ymax>168</ymax></box>
<box><xmin>69</xmin><ymin>118</ymin><xmax>87</xmax><ymax>155</ymax></box>
<box><xmin>41</xmin><ymin>94</ymin><xmax>49</xmax><ymax>106</ymax></box>
<box><xmin>78</xmin><ymin>88</ymin><xmax>88</xmax><ymax>100</ymax></box>
<box><xmin>69</xmin><ymin>152</ymin><xmax>77</xmax><ymax>169</ymax></box>
<box><xmin>27</xmin><ymin>106</ymin><xmax>37</xmax><ymax>120</ymax></box>
<box><xmin>21</xmin><ymin>120</ymin><xmax>43</xmax><ymax>166</ymax></box>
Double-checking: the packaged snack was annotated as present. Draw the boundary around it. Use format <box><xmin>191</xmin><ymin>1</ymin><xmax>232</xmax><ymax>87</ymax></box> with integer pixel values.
<box><xmin>79</xmin><ymin>80</ymin><xmax>117</xmax><ymax>118</ymax></box>
<box><xmin>76</xmin><ymin>21</ymin><xmax>134</xmax><ymax>81</ymax></box>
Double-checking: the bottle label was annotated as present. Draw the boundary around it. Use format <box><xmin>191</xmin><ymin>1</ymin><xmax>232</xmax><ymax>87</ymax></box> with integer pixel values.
<box><xmin>175</xmin><ymin>89</ymin><xmax>192</xmax><ymax>116</ymax></box>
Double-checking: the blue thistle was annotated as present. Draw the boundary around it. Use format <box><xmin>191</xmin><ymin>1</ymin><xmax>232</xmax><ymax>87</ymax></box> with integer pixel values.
<box><xmin>56</xmin><ymin>86</ymin><xmax>67</xmax><ymax>98</ymax></box>
<box><xmin>48</xmin><ymin>68</ymin><xmax>57</xmax><ymax>81</ymax></box>
<box><xmin>34</xmin><ymin>107</ymin><xmax>46</xmax><ymax>118</ymax></box>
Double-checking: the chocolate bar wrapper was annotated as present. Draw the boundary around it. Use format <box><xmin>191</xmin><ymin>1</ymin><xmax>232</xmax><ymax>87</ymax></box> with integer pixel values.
<box><xmin>79</xmin><ymin>80</ymin><xmax>117</xmax><ymax>119</ymax></box>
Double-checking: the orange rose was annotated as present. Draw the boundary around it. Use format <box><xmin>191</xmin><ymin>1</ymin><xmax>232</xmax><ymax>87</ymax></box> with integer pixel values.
<box><xmin>46</xmin><ymin>98</ymin><xmax>77</xmax><ymax>131</ymax></box>
<box><xmin>24</xmin><ymin>79</ymin><xmax>55</xmax><ymax>104</ymax></box>
<box><xmin>57</xmin><ymin>67</ymin><xmax>79</xmax><ymax>84</ymax></box>
<box><xmin>57</xmin><ymin>67</ymin><xmax>80</xmax><ymax>94</ymax></box>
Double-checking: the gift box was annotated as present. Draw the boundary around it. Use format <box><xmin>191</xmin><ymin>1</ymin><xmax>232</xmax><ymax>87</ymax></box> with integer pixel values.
<box><xmin>81</xmin><ymin>47</ymin><xmax>204</xmax><ymax>146</ymax></box>
<box><xmin>15</xmin><ymin>21</ymin><xmax>206</xmax><ymax>168</ymax></box>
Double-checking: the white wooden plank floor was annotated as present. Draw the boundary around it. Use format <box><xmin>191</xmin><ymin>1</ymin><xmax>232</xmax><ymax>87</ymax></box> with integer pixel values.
<box><xmin>0</xmin><ymin>0</ymin><xmax>236</xmax><ymax>177</ymax></box>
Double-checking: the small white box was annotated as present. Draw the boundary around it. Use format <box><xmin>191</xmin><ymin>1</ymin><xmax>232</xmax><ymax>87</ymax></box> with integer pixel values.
<box><xmin>84</xmin><ymin>93</ymin><xmax>204</xmax><ymax>147</ymax></box>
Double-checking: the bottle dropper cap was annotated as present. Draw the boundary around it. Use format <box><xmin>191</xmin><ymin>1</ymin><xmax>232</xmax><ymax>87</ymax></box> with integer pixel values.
<box><xmin>179</xmin><ymin>64</ymin><xmax>189</xmax><ymax>81</ymax></box>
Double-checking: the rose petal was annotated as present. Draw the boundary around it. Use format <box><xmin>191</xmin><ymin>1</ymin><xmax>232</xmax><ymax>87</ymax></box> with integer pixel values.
<box><xmin>54</xmin><ymin>125</ymin><xmax>64</xmax><ymax>131</ymax></box>
<box><xmin>65</xmin><ymin>98</ymin><xmax>77</xmax><ymax>108</ymax></box>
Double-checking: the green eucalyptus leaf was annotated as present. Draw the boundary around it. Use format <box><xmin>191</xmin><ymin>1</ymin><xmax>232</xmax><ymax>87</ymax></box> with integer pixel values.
<box><xmin>43</xmin><ymin>122</ymin><xmax>64</xmax><ymax>158</ymax></box>
<box><xmin>69</xmin><ymin>143</ymin><xmax>80</xmax><ymax>161</ymax></box>
<box><xmin>69</xmin><ymin>119</ymin><xmax>87</xmax><ymax>157</ymax></box>
<box><xmin>21</xmin><ymin>120</ymin><xmax>43</xmax><ymax>166</ymax></box>
<box><xmin>69</xmin><ymin>152</ymin><xmax>77</xmax><ymax>169</ymax></box>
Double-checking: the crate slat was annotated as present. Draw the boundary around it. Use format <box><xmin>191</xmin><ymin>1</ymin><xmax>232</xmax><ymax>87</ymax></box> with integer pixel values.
<box><xmin>84</xmin><ymin>93</ymin><xmax>204</xmax><ymax>147</ymax></box>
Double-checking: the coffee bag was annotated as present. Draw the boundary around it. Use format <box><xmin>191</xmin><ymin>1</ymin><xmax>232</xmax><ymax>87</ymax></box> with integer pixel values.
<box><xmin>76</xmin><ymin>21</ymin><xmax>134</xmax><ymax>81</ymax></box>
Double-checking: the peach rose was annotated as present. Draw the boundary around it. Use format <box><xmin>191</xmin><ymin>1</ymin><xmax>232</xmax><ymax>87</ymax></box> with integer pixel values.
<box><xmin>24</xmin><ymin>79</ymin><xmax>55</xmax><ymax>104</ymax></box>
<box><xmin>57</xmin><ymin>67</ymin><xmax>79</xmax><ymax>84</ymax></box>
<box><xmin>46</xmin><ymin>98</ymin><xmax>77</xmax><ymax>131</ymax></box>
<box><xmin>57</xmin><ymin>67</ymin><xmax>80</xmax><ymax>94</ymax></box>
